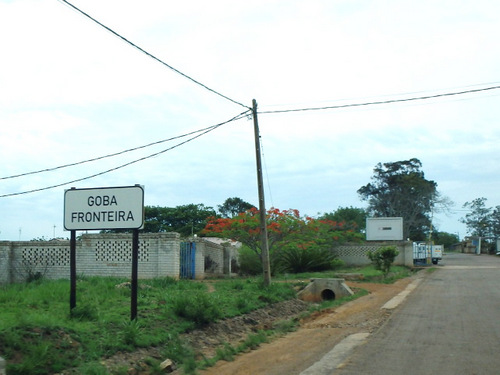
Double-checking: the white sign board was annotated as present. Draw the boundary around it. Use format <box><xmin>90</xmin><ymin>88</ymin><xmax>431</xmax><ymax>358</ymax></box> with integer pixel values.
<box><xmin>64</xmin><ymin>186</ymin><xmax>144</xmax><ymax>231</ymax></box>
<box><xmin>366</xmin><ymin>217</ymin><xmax>403</xmax><ymax>241</ymax></box>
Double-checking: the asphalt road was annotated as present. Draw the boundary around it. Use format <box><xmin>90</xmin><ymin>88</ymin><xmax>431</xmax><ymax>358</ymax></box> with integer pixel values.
<box><xmin>334</xmin><ymin>252</ymin><xmax>500</xmax><ymax>375</ymax></box>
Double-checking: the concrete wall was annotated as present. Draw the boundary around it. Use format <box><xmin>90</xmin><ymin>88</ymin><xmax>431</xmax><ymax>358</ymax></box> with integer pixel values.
<box><xmin>335</xmin><ymin>241</ymin><xmax>414</xmax><ymax>267</ymax></box>
<box><xmin>0</xmin><ymin>233</ymin><xmax>235</xmax><ymax>284</ymax></box>
<box><xmin>0</xmin><ymin>242</ymin><xmax>11</xmax><ymax>284</ymax></box>
<box><xmin>1</xmin><ymin>236</ymin><xmax>417</xmax><ymax>284</ymax></box>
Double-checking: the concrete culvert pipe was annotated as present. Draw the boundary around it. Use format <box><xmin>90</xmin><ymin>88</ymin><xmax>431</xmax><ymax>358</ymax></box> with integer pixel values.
<box><xmin>297</xmin><ymin>278</ymin><xmax>353</xmax><ymax>302</ymax></box>
<box><xmin>321</xmin><ymin>289</ymin><xmax>336</xmax><ymax>300</ymax></box>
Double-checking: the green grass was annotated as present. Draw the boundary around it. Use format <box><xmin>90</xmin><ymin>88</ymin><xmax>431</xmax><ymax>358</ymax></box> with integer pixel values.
<box><xmin>0</xmin><ymin>266</ymin><xmax>410</xmax><ymax>374</ymax></box>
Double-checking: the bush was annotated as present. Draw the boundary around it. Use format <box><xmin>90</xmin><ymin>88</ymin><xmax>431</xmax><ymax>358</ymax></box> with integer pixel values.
<box><xmin>171</xmin><ymin>291</ymin><xmax>222</xmax><ymax>327</ymax></box>
<box><xmin>367</xmin><ymin>246</ymin><xmax>399</xmax><ymax>278</ymax></box>
<box><xmin>237</xmin><ymin>246</ymin><xmax>263</xmax><ymax>275</ymax></box>
<box><xmin>274</xmin><ymin>246</ymin><xmax>340</xmax><ymax>274</ymax></box>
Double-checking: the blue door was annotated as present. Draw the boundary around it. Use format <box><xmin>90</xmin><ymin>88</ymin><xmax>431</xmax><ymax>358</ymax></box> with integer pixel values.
<box><xmin>180</xmin><ymin>242</ymin><xmax>196</xmax><ymax>279</ymax></box>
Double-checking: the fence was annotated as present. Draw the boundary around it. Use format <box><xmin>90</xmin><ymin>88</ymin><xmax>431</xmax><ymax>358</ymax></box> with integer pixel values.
<box><xmin>335</xmin><ymin>241</ymin><xmax>414</xmax><ymax>267</ymax></box>
<box><xmin>0</xmin><ymin>236</ymin><xmax>415</xmax><ymax>284</ymax></box>
<box><xmin>0</xmin><ymin>233</ymin><xmax>238</xmax><ymax>284</ymax></box>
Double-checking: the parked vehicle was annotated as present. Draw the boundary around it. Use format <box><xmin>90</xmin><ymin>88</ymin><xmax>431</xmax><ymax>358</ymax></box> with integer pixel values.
<box><xmin>413</xmin><ymin>242</ymin><xmax>443</xmax><ymax>265</ymax></box>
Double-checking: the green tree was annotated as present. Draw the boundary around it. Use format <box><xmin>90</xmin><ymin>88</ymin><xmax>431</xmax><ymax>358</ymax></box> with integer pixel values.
<box><xmin>358</xmin><ymin>158</ymin><xmax>441</xmax><ymax>240</ymax></box>
<box><xmin>319</xmin><ymin>206</ymin><xmax>367</xmax><ymax>232</ymax></box>
<box><xmin>432</xmin><ymin>231</ymin><xmax>459</xmax><ymax>250</ymax></box>
<box><xmin>460</xmin><ymin>197</ymin><xmax>492</xmax><ymax>237</ymax></box>
<box><xmin>217</xmin><ymin>197</ymin><xmax>255</xmax><ymax>218</ymax></box>
<box><xmin>203</xmin><ymin>208</ymin><xmax>362</xmax><ymax>274</ymax></box>
<box><xmin>491</xmin><ymin>205</ymin><xmax>500</xmax><ymax>238</ymax></box>
<box><xmin>144</xmin><ymin>204</ymin><xmax>216</xmax><ymax>236</ymax></box>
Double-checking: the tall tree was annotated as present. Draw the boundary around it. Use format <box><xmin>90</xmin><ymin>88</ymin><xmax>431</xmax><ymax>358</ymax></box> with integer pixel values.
<box><xmin>217</xmin><ymin>197</ymin><xmax>255</xmax><ymax>218</ymax></box>
<box><xmin>144</xmin><ymin>204</ymin><xmax>216</xmax><ymax>237</ymax></box>
<box><xmin>491</xmin><ymin>205</ymin><xmax>500</xmax><ymax>238</ymax></box>
<box><xmin>460</xmin><ymin>197</ymin><xmax>492</xmax><ymax>237</ymax></box>
<box><xmin>358</xmin><ymin>158</ymin><xmax>439</xmax><ymax>240</ymax></box>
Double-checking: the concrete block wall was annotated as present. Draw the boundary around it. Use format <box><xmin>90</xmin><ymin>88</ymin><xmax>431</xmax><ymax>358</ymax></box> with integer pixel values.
<box><xmin>1</xmin><ymin>236</ymin><xmax>415</xmax><ymax>285</ymax></box>
<box><xmin>157</xmin><ymin>233</ymin><xmax>181</xmax><ymax>279</ymax></box>
<box><xmin>335</xmin><ymin>241</ymin><xmax>413</xmax><ymax>267</ymax></box>
<box><xmin>0</xmin><ymin>242</ymin><xmax>11</xmax><ymax>284</ymax></box>
<box><xmin>8</xmin><ymin>241</ymin><xmax>71</xmax><ymax>283</ymax></box>
<box><xmin>0</xmin><ymin>232</ymin><xmax>239</xmax><ymax>284</ymax></box>
<box><xmin>199</xmin><ymin>239</ymin><xmax>224</xmax><ymax>276</ymax></box>
<box><xmin>78</xmin><ymin>233</ymin><xmax>181</xmax><ymax>279</ymax></box>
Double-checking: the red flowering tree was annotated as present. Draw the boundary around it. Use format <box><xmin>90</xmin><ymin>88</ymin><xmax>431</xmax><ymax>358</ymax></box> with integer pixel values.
<box><xmin>202</xmin><ymin>207</ymin><xmax>362</xmax><ymax>274</ymax></box>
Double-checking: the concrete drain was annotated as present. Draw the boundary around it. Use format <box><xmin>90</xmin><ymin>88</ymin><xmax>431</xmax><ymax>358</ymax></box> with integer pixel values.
<box><xmin>297</xmin><ymin>278</ymin><xmax>353</xmax><ymax>302</ymax></box>
<box><xmin>321</xmin><ymin>289</ymin><xmax>336</xmax><ymax>300</ymax></box>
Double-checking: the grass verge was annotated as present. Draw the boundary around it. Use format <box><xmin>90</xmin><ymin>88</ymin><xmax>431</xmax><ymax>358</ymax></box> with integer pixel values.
<box><xmin>0</xmin><ymin>266</ymin><xmax>409</xmax><ymax>374</ymax></box>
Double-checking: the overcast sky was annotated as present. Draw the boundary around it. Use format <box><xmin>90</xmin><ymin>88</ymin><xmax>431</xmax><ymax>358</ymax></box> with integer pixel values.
<box><xmin>1</xmin><ymin>0</ymin><xmax>499</xmax><ymax>241</ymax></box>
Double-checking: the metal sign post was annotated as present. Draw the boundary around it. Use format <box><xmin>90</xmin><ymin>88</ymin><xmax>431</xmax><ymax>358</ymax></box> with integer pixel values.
<box><xmin>70</xmin><ymin>229</ymin><xmax>76</xmax><ymax>310</ymax></box>
<box><xmin>131</xmin><ymin>229</ymin><xmax>139</xmax><ymax>320</ymax></box>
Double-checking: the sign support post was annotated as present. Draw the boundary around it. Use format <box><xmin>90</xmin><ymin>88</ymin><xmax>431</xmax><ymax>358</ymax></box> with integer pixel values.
<box><xmin>131</xmin><ymin>229</ymin><xmax>139</xmax><ymax>321</ymax></box>
<box><xmin>70</xmin><ymin>229</ymin><xmax>76</xmax><ymax>312</ymax></box>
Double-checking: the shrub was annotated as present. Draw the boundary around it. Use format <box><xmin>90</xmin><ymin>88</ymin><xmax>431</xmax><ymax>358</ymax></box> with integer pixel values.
<box><xmin>122</xmin><ymin>319</ymin><xmax>143</xmax><ymax>346</ymax></box>
<box><xmin>237</xmin><ymin>246</ymin><xmax>263</xmax><ymax>275</ymax></box>
<box><xmin>274</xmin><ymin>246</ymin><xmax>340</xmax><ymax>274</ymax></box>
<box><xmin>171</xmin><ymin>291</ymin><xmax>222</xmax><ymax>327</ymax></box>
<box><xmin>367</xmin><ymin>246</ymin><xmax>399</xmax><ymax>278</ymax></box>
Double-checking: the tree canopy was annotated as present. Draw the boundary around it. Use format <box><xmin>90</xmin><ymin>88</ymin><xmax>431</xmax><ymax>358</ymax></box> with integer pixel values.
<box><xmin>217</xmin><ymin>197</ymin><xmax>255</xmax><ymax>218</ymax></box>
<box><xmin>144</xmin><ymin>204</ymin><xmax>216</xmax><ymax>236</ymax></box>
<box><xmin>202</xmin><ymin>207</ymin><xmax>363</xmax><ymax>274</ymax></box>
<box><xmin>357</xmin><ymin>158</ymin><xmax>439</xmax><ymax>240</ymax></box>
<box><xmin>460</xmin><ymin>197</ymin><xmax>500</xmax><ymax>238</ymax></box>
<box><xmin>319</xmin><ymin>206</ymin><xmax>367</xmax><ymax>232</ymax></box>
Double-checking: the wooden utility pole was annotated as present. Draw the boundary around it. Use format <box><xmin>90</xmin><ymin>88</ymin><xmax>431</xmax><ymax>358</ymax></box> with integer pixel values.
<box><xmin>252</xmin><ymin>99</ymin><xmax>271</xmax><ymax>286</ymax></box>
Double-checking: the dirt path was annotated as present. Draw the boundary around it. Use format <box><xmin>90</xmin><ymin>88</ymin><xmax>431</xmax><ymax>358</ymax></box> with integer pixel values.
<box><xmin>198</xmin><ymin>276</ymin><xmax>417</xmax><ymax>375</ymax></box>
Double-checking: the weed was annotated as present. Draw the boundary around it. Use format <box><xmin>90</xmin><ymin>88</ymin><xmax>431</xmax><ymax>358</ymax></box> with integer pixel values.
<box><xmin>215</xmin><ymin>343</ymin><xmax>236</xmax><ymax>362</ymax></box>
<box><xmin>70</xmin><ymin>304</ymin><xmax>98</xmax><ymax>322</ymax></box>
<box><xmin>237</xmin><ymin>330</ymin><xmax>268</xmax><ymax>351</ymax></box>
<box><xmin>122</xmin><ymin>319</ymin><xmax>143</xmax><ymax>346</ymax></box>
<box><xmin>172</xmin><ymin>291</ymin><xmax>222</xmax><ymax>327</ymax></box>
<box><xmin>77</xmin><ymin>361</ymin><xmax>109</xmax><ymax>375</ymax></box>
<box><xmin>273</xmin><ymin>319</ymin><xmax>298</xmax><ymax>334</ymax></box>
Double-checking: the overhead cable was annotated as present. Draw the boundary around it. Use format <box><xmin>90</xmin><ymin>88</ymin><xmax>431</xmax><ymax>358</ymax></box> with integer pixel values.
<box><xmin>58</xmin><ymin>0</ymin><xmax>249</xmax><ymax>110</ymax></box>
<box><xmin>0</xmin><ymin>110</ymin><xmax>250</xmax><ymax>198</ymax></box>
<box><xmin>258</xmin><ymin>85</ymin><xmax>500</xmax><ymax>114</ymax></box>
<box><xmin>1</xmin><ymin>123</ymin><xmax>232</xmax><ymax>181</ymax></box>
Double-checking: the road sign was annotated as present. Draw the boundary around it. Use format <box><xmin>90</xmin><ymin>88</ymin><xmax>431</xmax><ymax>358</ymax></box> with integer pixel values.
<box><xmin>64</xmin><ymin>185</ymin><xmax>144</xmax><ymax>231</ymax></box>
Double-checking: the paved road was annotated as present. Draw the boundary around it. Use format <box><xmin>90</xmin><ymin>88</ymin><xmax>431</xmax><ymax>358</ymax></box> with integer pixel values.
<box><xmin>334</xmin><ymin>252</ymin><xmax>500</xmax><ymax>375</ymax></box>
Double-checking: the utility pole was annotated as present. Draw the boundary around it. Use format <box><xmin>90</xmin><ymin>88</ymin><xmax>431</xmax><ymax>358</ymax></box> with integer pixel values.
<box><xmin>252</xmin><ymin>99</ymin><xmax>271</xmax><ymax>286</ymax></box>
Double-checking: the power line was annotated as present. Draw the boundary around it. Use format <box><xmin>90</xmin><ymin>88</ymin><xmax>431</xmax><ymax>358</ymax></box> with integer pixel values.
<box><xmin>58</xmin><ymin>0</ymin><xmax>250</xmax><ymax>110</ymax></box>
<box><xmin>0</xmin><ymin>123</ymin><xmax>232</xmax><ymax>181</ymax></box>
<box><xmin>0</xmin><ymin>110</ymin><xmax>250</xmax><ymax>198</ymax></box>
<box><xmin>258</xmin><ymin>85</ymin><xmax>500</xmax><ymax>114</ymax></box>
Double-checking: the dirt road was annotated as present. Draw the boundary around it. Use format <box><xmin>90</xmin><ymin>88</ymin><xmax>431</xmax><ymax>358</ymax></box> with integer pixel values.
<box><xmin>199</xmin><ymin>275</ymin><xmax>418</xmax><ymax>375</ymax></box>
